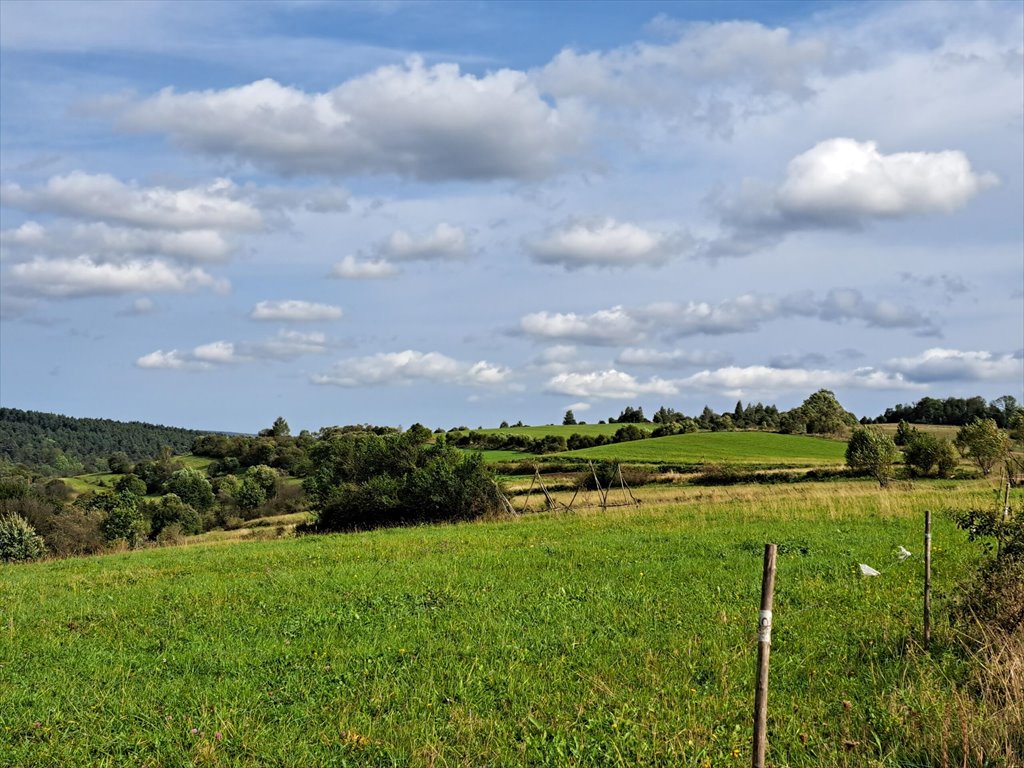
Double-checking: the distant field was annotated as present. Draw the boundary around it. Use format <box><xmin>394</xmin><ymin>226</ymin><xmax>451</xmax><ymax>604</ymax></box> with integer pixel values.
<box><xmin>468</xmin><ymin>423</ymin><xmax>657</xmax><ymax>439</ymax></box>
<box><xmin>559</xmin><ymin>431</ymin><xmax>847</xmax><ymax>466</ymax></box>
<box><xmin>178</xmin><ymin>455</ymin><xmax>215</xmax><ymax>471</ymax></box>
<box><xmin>60</xmin><ymin>472</ymin><xmax>121</xmax><ymax>495</ymax></box>
<box><xmin>59</xmin><ymin>455</ymin><xmax>217</xmax><ymax>496</ymax></box>
<box><xmin>1</xmin><ymin>479</ymin><xmax>1006</xmax><ymax>766</ymax></box>
<box><xmin>873</xmin><ymin>423</ymin><xmax>960</xmax><ymax>439</ymax></box>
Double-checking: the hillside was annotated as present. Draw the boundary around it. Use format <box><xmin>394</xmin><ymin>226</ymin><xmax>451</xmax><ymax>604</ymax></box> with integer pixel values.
<box><xmin>0</xmin><ymin>407</ymin><xmax>217</xmax><ymax>470</ymax></box>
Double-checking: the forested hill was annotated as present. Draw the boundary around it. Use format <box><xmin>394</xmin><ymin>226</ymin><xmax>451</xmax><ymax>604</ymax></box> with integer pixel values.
<box><xmin>0</xmin><ymin>408</ymin><xmax>215</xmax><ymax>471</ymax></box>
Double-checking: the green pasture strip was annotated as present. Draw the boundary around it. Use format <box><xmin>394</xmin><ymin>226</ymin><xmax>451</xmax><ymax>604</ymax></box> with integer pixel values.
<box><xmin>178</xmin><ymin>455</ymin><xmax>215</xmax><ymax>471</ymax></box>
<box><xmin>60</xmin><ymin>472</ymin><xmax>122</xmax><ymax>494</ymax></box>
<box><xmin>558</xmin><ymin>431</ymin><xmax>847</xmax><ymax>466</ymax></box>
<box><xmin>0</xmin><ymin>481</ymin><xmax>996</xmax><ymax>767</ymax></box>
<box><xmin>470</xmin><ymin>423</ymin><xmax>658</xmax><ymax>439</ymax></box>
<box><xmin>465</xmin><ymin>449</ymin><xmax>529</xmax><ymax>462</ymax></box>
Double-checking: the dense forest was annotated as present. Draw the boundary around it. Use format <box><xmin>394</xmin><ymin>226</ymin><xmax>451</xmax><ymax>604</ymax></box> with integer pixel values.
<box><xmin>872</xmin><ymin>395</ymin><xmax>1020</xmax><ymax>427</ymax></box>
<box><xmin>0</xmin><ymin>408</ymin><xmax>219</xmax><ymax>473</ymax></box>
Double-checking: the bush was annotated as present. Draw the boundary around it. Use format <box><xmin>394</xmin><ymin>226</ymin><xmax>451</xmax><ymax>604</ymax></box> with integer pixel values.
<box><xmin>165</xmin><ymin>468</ymin><xmax>215</xmax><ymax>511</ymax></box>
<box><xmin>99</xmin><ymin>492</ymin><xmax>148</xmax><ymax>547</ymax></box>
<box><xmin>950</xmin><ymin>504</ymin><xmax>1024</xmax><ymax>633</ymax></box>
<box><xmin>955</xmin><ymin>418</ymin><xmax>1010</xmax><ymax>476</ymax></box>
<box><xmin>308</xmin><ymin>436</ymin><xmax>503</xmax><ymax>532</ymax></box>
<box><xmin>613</xmin><ymin>424</ymin><xmax>647</xmax><ymax>443</ymax></box>
<box><xmin>0</xmin><ymin>513</ymin><xmax>47</xmax><ymax>562</ymax></box>
<box><xmin>144</xmin><ymin>493</ymin><xmax>202</xmax><ymax>538</ymax></box>
<box><xmin>114</xmin><ymin>474</ymin><xmax>147</xmax><ymax>497</ymax></box>
<box><xmin>845</xmin><ymin>427</ymin><xmax>899</xmax><ymax>486</ymax></box>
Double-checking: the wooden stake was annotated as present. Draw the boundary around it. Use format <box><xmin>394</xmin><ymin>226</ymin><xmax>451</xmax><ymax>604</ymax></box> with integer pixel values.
<box><xmin>752</xmin><ymin>543</ymin><xmax>777</xmax><ymax>768</ymax></box>
<box><xmin>589</xmin><ymin>461</ymin><xmax>607</xmax><ymax>509</ymax></box>
<box><xmin>924</xmin><ymin>509</ymin><xmax>932</xmax><ymax>652</ymax></box>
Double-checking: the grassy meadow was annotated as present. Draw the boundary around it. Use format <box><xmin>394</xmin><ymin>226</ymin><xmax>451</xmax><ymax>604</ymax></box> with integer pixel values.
<box><xmin>558</xmin><ymin>431</ymin><xmax>847</xmax><ymax>467</ymax></box>
<box><xmin>2</xmin><ymin>478</ymin><xmax>1015</xmax><ymax>767</ymax></box>
<box><xmin>470</xmin><ymin>423</ymin><xmax>657</xmax><ymax>439</ymax></box>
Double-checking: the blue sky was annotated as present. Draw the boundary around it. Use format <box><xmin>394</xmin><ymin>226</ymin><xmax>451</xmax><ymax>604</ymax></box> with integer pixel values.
<box><xmin>1</xmin><ymin>0</ymin><xmax>1021</xmax><ymax>433</ymax></box>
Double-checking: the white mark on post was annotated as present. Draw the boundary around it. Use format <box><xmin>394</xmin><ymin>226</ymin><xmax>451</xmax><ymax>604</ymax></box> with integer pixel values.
<box><xmin>758</xmin><ymin>609</ymin><xmax>773</xmax><ymax>644</ymax></box>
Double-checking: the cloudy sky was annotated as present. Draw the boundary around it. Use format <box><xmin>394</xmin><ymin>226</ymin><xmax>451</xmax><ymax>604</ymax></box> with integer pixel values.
<box><xmin>1</xmin><ymin>0</ymin><xmax>1021</xmax><ymax>432</ymax></box>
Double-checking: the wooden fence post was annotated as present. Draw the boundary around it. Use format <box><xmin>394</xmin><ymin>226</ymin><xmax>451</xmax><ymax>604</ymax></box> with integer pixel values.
<box><xmin>924</xmin><ymin>510</ymin><xmax>932</xmax><ymax>652</ymax></box>
<box><xmin>752</xmin><ymin>543</ymin><xmax>777</xmax><ymax>768</ymax></box>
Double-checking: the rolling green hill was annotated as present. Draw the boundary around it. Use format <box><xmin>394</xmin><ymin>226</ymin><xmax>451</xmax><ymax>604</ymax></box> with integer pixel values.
<box><xmin>0</xmin><ymin>407</ymin><xmax>219</xmax><ymax>470</ymax></box>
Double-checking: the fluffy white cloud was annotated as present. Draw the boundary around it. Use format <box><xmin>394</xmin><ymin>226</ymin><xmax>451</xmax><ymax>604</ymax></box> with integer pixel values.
<box><xmin>0</xmin><ymin>173</ymin><xmax>264</xmax><ymax>231</ymax></box>
<box><xmin>330</xmin><ymin>255</ymin><xmax>400</xmax><ymax>279</ymax></box>
<box><xmin>776</xmin><ymin>139</ymin><xmax>999</xmax><ymax>222</ymax></box>
<box><xmin>1</xmin><ymin>221</ymin><xmax>233</xmax><ymax>263</ymax></box>
<box><xmin>376</xmin><ymin>223</ymin><xmax>469</xmax><ymax>262</ymax></box>
<box><xmin>528</xmin><ymin>218</ymin><xmax>682</xmax><ymax>269</ymax></box>
<box><xmin>136</xmin><ymin>330</ymin><xmax>331</xmax><ymax>370</ymax></box>
<box><xmin>250</xmin><ymin>300</ymin><xmax>343</xmax><ymax>322</ymax></box>
<box><xmin>886</xmin><ymin>348</ymin><xmax>1023</xmax><ymax>383</ymax></box>
<box><xmin>545</xmin><ymin>369</ymin><xmax>678</xmax><ymax>399</ymax></box>
<box><xmin>519</xmin><ymin>306</ymin><xmax>641</xmax><ymax>345</ymax></box>
<box><xmin>246</xmin><ymin>330</ymin><xmax>330</xmax><ymax>361</ymax></box>
<box><xmin>136</xmin><ymin>350</ymin><xmax>196</xmax><ymax>370</ymax></box>
<box><xmin>112</xmin><ymin>58</ymin><xmax>585</xmax><ymax>180</ymax></box>
<box><xmin>7</xmin><ymin>257</ymin><xmax>227</xmax><ymax>298</ymax></box>
<box><xmin>520</xmin><ymin>289</ymin><xmax>937</xmax><ymax>345</ymax></box>
<box><xmin>312</xmin><ymin>350</ymin><xmax>511</xmax><ymax>388</ymax></box>
<box><xmin>192</xmin><ymin>340</ymin><xmax>240</xmax><ymax>364</ymax></box>
<box><xmin>616</xmin><ymin>348</ymin><xmax>730</xmax><ymax>367</ymax></box>
<box><xmin>679</xmin><ymin>365</ymin><xmax>912</xmax><ymax>395</ymax></box>
<box><xmin>536</xmin><ymin>21</ymin><xmax>826</xmax><ymax>133</ymax></box>
<box><xmin>701</xmin><ymin>139</ymin><xmax>997</xmax><ymax>258</ymax></box>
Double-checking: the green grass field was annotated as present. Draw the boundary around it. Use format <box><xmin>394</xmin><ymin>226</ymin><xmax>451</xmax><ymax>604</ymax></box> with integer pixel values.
<box><xmin>1</xmin><ymin>479</ymin><xmax>1007</xmax><ymax>767</ymax></box>
<box><xmin>469</xmin><ymin>423</ymin><xmax>658</xmax><ymax>439</ymax></box>
<box><xmin>558</xmin><ymin>431</ymin><xmax>847</xmax><ymax>467</ymax></box>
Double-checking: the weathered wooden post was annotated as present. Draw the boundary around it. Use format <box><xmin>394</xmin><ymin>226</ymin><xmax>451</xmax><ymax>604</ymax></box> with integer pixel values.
<box><xmin>924</xmin><ymin>509</ymin><xmax>932</xmax><ymax>652</ymax></box>
<box><xmin>752</xmin><ymin>543</ymin><xmax>777</xmax><ymax>768</ymax></box>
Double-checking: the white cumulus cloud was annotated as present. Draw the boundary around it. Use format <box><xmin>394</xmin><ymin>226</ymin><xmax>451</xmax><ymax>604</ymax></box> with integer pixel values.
<box><xmin>330</xmin><ymin>255</ymin><xmax>400</xmax><ymax>279</ymax></box>
<box><xmin>7</xmin><ymin>257</ymin><xmax>227</xmax><ymax>298</ymax></box>
<box><xmin>312</xmin><ymin>350</ymin><xmax>511</xmax><ymax>388</ymax></box>
<box><xmin>545</xmin><ymin>369</ymin><xmax>678</xmax><ymax>399</ymax></box>
<box><xmin>519</xmin><ymin>306</ymin><xmax>641</xmax><ymax>345</ymax></box>
<box><xmin>376</xmin><ymin>223</ymin><xmax>470</xmax><ymax>262</ymax></box>
<box><xmin>776</xmin><ymin>138</ymin><xmax>999</xmax><ymax>222</ymax></box>
<box><xmin>885</xmin><ymin>348</ymin><xmax>1023</xmax><ymax>383</ymax></box>
<box><xmin>528</xmin><ymin>218</ymin><xmax>683</xmax><ymax>269</ymax></box>
<box><xmin>111</xmin><ymin>58</ymin><xmax>585</xmax><ymax>180</ymax></box>
<box><xmin>0</xmin><ymin>173</ymin><xmax>264</xmax><ymax>231</ymax></box>
<box><xmin>250</xmin><ymin>300</ymin><xmax>343</xmax><ymax>322</ymax></box>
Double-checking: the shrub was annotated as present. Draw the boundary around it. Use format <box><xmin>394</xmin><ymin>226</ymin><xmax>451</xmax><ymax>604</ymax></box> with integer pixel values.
<box><xmin>99</xmin><ymin>492</ymin><xmax>148</xmax><ymax>547</ymax></box>
<box><xmin>950</xmin><ymin>503</ymin><xmax>1024</xmax><ymax>633</ymax></box>
<box><xmin>114</xmin><ymin>474</ymin><xmax>147</xmax><ymax>497</ymax></box>
<box><xmin>0</xmin><ymin>513</ymin><xmax>47</xmax><ymax>562</ymax></box>
<box><xmin>955</xmin><ymin>418</ymin><xmax>1010</xmax><ymax>476</ymax></box>
<box><xmin>17</xmin><ymin>500</ymin><xmax>105</xmax><ymax>557</ymax></box>
<box><xmin>308</xmin><ymin>437</ymin><xmax>503</xmax><ymax>532</ymax></box>
<box><xmin>613</xmin><ymin>424</ymin><xmax>647</xmax><ymax>443</ymax></box>
<box><xmin>144</xmin><ymin>493</ymin><xmax>202</xmax><ymax>538</ymax></box>
<box><xmin>845</xmin><ymin>427</ymin><xmax>899</xmax><ymax>486</ymax></box>
<box><xmin>165</xmin><ymin>468</ymin><xmax>215</xmax><ymax>511</ymax></box>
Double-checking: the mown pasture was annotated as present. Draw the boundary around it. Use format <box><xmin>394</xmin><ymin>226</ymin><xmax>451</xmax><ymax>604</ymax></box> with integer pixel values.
<box><xmin>557</xmin><ymin>431</ymin><xmax>847</xmax><ymax>467</ymax></box>
<box><xmin>470</xmin><ymin>423</ymin><xmax>657</xmax><ymax>439</ymax></box>
<box><xmin>1</xmin><ymin>478</ymin><xmax>1012</xmax><ymax>767</ymax></box>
